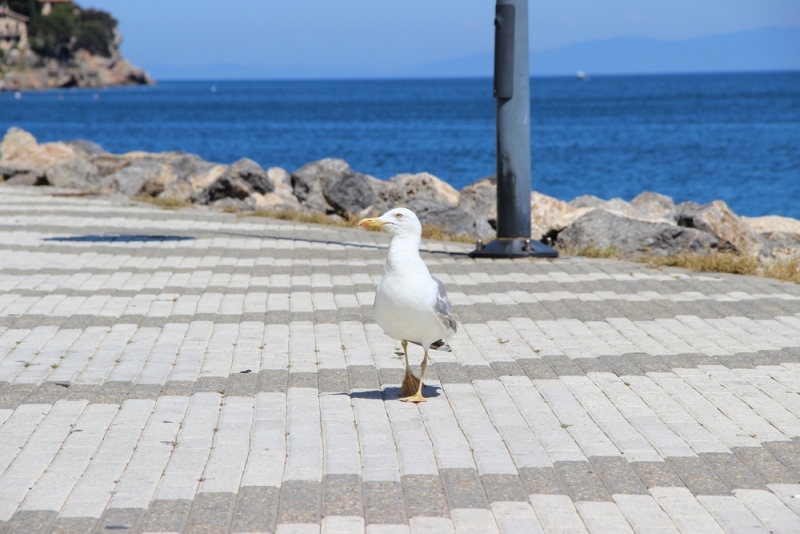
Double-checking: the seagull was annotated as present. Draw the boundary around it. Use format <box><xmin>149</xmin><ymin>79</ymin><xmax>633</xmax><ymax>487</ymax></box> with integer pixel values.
<box><xmin>358</xmin><ymin>208</ymin><xmax>459</xmax><ymax>403</ymax></box>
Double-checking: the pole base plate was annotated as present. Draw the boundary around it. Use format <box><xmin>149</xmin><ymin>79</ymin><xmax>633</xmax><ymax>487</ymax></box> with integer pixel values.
<box><xmin>469</xmin><ymin>238</ymin><xmax>558</xmax><ymax>259</ymax></box>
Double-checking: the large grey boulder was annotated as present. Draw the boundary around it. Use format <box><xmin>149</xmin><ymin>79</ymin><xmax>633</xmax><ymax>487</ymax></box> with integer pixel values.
<box><xmin>378</xmin><ymin>172</ymin><xmax>460</xmax><ymax>210</ymax></box>
<box><xmin>196</xmin><ymin>175</ymin><xmax>253</xmax><ymax>204</ymax></box>
<box><xmin>570</xmin><ymin>194</ymin><xmax>643</xmax><ymax>220</ymax></box>
<box><xmin>227</xmin><ymin>158</ymin><xmax>273</xmax><ymax>195</ymax></box>
<box><xmin>0</xmin><ymin>128</ymin><xmax>79</xmax><ymax>176</ymax></box>
<box><xmin>557</xmin><ymin>209</ymin><xmax>722</xmax><ymax>256</ymax></box>
<box><xmin>101</xmin><ymin>160</ymin><xmax>164</xmax><ymax>196</ymax></box>
<box><xmin>45</xmin><ymin>158</ymin><xmax>101</xmax><ymax>189</ymax></box>
<box><xmin>631</xmin><ymin>192</ymin><xmax>676</xmax><ymax>220</ymax></box>
<box><xmin>66</xmin><ymin>139</ymin><xmax>107</xmax><ymax>156</ymax></box>
<box><xmin>759</xmin><ymin>231</ymin><xmax>800</xmax><ymax>261</ymax></box>
<box><xmin>291</xmin><ymin>158</ymin><xmax>353</xmax><ymax>213</ymax></box>
<box><xmin>89</xmin><ymin>154</ymin><xmax>131</xmax><ymax>178</ymax></box>
<box><xmin>458</xmin><ymin>177</ymin><xmax>497</xmax><ymax>229</ymax></box>
<box><xmin>676</xmin><ymin>200</ymin><xmax>762</xmax><ymax>256</ymax></box>
<box><xmin>407</xmin><ymin>199</ymin><xmax>494</xmax><ymax>239</ymax></box>
<box><xmin>163</xmin><ymin>153</ymin><xmax>216</xmax><ymax>183</ymax></box>
<box><xmin>323</xmin><ymin>172</ymin><xmax>375</xmax><ymax>216</ymax></box>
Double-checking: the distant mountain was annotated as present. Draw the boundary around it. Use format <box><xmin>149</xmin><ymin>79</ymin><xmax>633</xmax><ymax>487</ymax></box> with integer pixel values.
<box><xmin>144</xmin><ymin>63</ymin><xmax>371</xmax><ymax>81</ymax></box>
<box><xmin>147</xmin><ymin>27</ymin><xmax>800</xmax><ymax>81</ymax></box>
<box><xmin>410</xmin><ymin>27</ymin><xmax>800</xmax><ymax>77</ymax></box>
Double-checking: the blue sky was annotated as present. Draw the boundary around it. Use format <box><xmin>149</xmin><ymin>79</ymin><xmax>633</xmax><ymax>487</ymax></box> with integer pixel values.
<box><xmin>84</xmin><ymin>0</ymin><xmax>799</xmax><ymax>76</ymax></box>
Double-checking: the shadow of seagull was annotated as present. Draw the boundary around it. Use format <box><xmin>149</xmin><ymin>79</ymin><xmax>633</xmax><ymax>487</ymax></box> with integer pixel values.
<box><xmin>336</xmin><ymin>384</ymin><xmax>442</xmax><ymax>401</ymax></box>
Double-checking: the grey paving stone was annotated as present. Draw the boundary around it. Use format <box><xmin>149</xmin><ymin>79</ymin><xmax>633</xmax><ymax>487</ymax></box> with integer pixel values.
<box><xmin>519</xmin><ymin>467</ymin><xmax>567</xmax><ymax>495</ymax></box>
<box><xmin>378</xmin><ymin>368</ymin><xmax>404</xmax><ymax>388</ymax></box>
<box><xmin>322</xmin><ymin>474</ymin><xmax>363</xmax><ymax>517</ymax></box>
<box><xmin>764</xmin><ymin>439</ymin><xmax>800</xmax><ymax>477</ymax></box>
<box><xmin>225</xmin><ymin>373</ymin><xmax>258</xmax><ymax>397</ymax></box>
<box><xmin>363</xmin><ymin>481</ymin><xmax>407</xmax><ymax>525</ymax></box>
<box><xmin>574</xmin><ymin>358</ymin><xmax>614</xmax><ymax>374</ymax></box>
<box><xmin>258</xmin><ymin>370</ymin><xmax>288</xmax><ymax>393</ymax></box>
<box><xmin>93</xmin><ymin>508</ymin><xmax>145</xmax><ymax>534</ymax></box>
<box><xmin>278</xmin><ymin>480</ymin><xmax>320</xmax><ymax>525</ymax></box>
<box><xmin>196</xmin><ymin>377</ymin><xmax>227</xmax><ymax>394</ymax></box>
<box><xmin>127</xmin><ymin>384</ymin><xmax>164</xmax><ymax>400</ymax></box>
<box><xmin>481</xmin><ymin>474</ymin><xmax>528</xmax><ymax>503</ymax></box>
<box><xmin>288</xmin><ymin>372</ymin><xmax>318</xmax><ymax>389</ymax></box>
<box><xmin>48</xmin><ymin>517</ymin><xmax>98</xmax><ymax>534</ymax></box>
<box><xmin>490</xmin><ymin>361</ymin><xmax>526</xmax><ymax>377</ymax></box>
<box><xmin>630</xmin><ymin>461</ymin><xmax>684</xmax><ymax>489</ymax></box>
<box><xmin>348</xmin><ymin>365</ymin><xmax>380</xmax><ymax>390</ymax></box>
<box><xmin>1</xmin><ymin>510</ymin><xmax>56</xmax><ymax>534</ymax></box>
<box><xmin>163</xmin><ymin>381</ymin><xmax>196</xmax><ymax>397</ymax></box>
<box><xmin>700</xmin><ymin>453</ymin><xmax>764</xmax><ymax>491</ymax></box>
<box><xmin>440</xmin><ymin>469</ymin><xmax>490</xmax><ymax>510</ymax></box>
<box><xmin>20</xmin><ymin>381</ymin><xmax>71</xmax><ymax>406</ymax></box>
<box><xmin>589</xmin><ymin>456</ymin><xmax>649</xmax><ymax>495</ymax></box>
<box><xmin>629</xmin><ymin>353</ymin><xmax>673</xmax><ymax>373</ymax></box>
<box><xmin>184</xmin><ymin>492</ymin><xmax>236</xmax><ymax>534</ymax></box>
<box><xmin>666</xmin><ymin>456</ymin><xmax>730</xmax><ymax>495</ymax></box>
<box><xmin>432</xmin><ymin>363</ymin><xmax>470</xmax><ymax>384</ymax></box>
<box><xmin>733</xmin><ymin>446</ymin><xmax>800</xmax><ymax>484</ymax></box>
<box><xmin>518</xmin><ymin>359</ymin><xmax>557</xmax><ymax>380</ymax></box>
<box><xmin>465</xmin><ymin>365</ymin><xmax>498</xmax><ymax>381</ymax></box>
<box><xmin>0</xmin><ymin>384</ymin><xmax>36</xmax><ymax>410</ymax></box>
<box><xmin>554</xmin><ymin>461</ymin><xmax>611</xmax><ymax>502</ymax></box>
<box><xmin>543</xmin><ymin>356</ymin><xmax>585</xmax><ymax>377</ymax></box>
<box><xmin>139</xmin><ymin>499</ymin><xmax>192</xmax><ymax>533</ymax></box>
<box><xmin>319</xmin><ymin>369</ymin><xmax>350</xmax><ymax>393</ymax></box>
<box><xmin>401</xmin><ymin>475</ymin><xmax>450</xmax><ymax>518</ymax></box>
<box><xmin>597</xmin><ymin>356</ymin><xmax>645</xmax><ymax>377</ymax></box>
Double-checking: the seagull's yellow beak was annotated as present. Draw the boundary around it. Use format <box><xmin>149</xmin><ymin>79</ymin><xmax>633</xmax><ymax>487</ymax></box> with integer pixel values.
<box><xmin>358</xmin><ymin>217</ymin><xmax>384</xmax><ymax>229</ymax></box>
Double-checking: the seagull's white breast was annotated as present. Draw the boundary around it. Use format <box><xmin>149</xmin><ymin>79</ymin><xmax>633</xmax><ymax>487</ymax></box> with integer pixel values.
<box><xmin>374</xmin><ymin>273</ymin><xmax>447</xmax><ymax>345</ymax></box>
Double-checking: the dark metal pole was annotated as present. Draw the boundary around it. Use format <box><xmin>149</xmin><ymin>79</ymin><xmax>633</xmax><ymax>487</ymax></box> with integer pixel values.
<box><xmin>470</xmin><ymin>0</ymin><xmax>557</xmax><ymax>258</ymax></box>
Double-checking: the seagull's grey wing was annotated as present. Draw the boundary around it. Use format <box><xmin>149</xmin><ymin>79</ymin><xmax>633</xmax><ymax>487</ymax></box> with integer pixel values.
<box><xmin>432</xmin><ymin>276</ymin><xmax>459</xmax><ymax>335</ymax></box>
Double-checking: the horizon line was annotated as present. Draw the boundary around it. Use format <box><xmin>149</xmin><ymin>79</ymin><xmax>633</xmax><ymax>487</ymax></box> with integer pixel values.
<box><xmin>145</xmin><ymin>68</ymin><xmax>800</xmax><ymax>84</ymax></box>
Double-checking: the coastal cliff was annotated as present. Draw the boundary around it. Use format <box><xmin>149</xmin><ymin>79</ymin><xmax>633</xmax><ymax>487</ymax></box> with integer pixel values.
<box><xmin>0</xmin><ymin>0</ymin><xmax>153</xmax><ymax>91</ymax></box>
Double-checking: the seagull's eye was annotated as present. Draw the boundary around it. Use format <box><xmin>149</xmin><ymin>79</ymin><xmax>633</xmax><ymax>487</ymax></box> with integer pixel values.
<box><xmin>395</xmin><ymin>213</ymin><xmax>403</xmax><ymax>219</ymax></box>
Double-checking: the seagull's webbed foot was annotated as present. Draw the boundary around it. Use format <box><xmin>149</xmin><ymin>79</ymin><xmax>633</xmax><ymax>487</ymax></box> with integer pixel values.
<box><xmin>399</xmin><ymin>392</ymin><xmax>426</xmax><ymax>403</ymax></box>
<box><xmin>400</xmin><ymin>349</ymin><xmax>428</xmax><ymax>404</ymax></box>
<box><xmin>399</xmin><ymin>340</ymin><xmax>420</xmax><ymax>397</ymax></box>
<box><xmin>400</xmin><ymin>368</ymin><xmax>420</xmax><ymax>398</ymax></box>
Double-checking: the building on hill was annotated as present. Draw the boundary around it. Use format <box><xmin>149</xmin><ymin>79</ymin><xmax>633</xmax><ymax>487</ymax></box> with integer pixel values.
<box><xmin>0</xmin><ymin>3</ymin><xmax>28</xmax><ymax>53</ymax></box>
<box><xmin>39</xmin><ymin>0</ymin><xmax>72</xmax><ymax>17</ymax></box>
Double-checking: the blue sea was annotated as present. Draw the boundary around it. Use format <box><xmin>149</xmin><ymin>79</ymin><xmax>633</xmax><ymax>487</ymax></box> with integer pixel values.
<box><xmin>2</xmin><ymin>72</ymin><xmax>799</xmax><ymax>218</ymax></box>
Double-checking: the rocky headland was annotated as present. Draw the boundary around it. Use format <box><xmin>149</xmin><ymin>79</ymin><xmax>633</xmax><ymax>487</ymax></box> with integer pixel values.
<box><xmin>1</xmin><ymin>127</ymin><xmax>798</xmax><ymax>267</ymax></box>
<box><xmin>0</xmin><ymin>2</ymin><xmax>152</xmax><ymax>91</ymax></box>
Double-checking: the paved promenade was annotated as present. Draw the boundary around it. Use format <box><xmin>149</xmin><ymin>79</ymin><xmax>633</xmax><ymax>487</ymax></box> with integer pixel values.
<box><xmin>2</xmin><ymin>186</ymin><xmax>800</xmax><ymax>533</ymax></box>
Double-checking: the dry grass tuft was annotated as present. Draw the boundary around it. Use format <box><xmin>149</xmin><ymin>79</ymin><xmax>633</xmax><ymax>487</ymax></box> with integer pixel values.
<box><xmin>565</xmin><ymin>244</ymin><xmax>800</xmax><ymax>284</ymax></box>
<box><xmin>133</xmin><ymin>195</ymin><xmax>191</xmax><ymax>209</ymax></box>
<box><xmin>420</xmin><ymin>224</ymin><xmax>476</xmax><ymax>244</ymax></box>
<box><xmin>764</xmin><ymin>258</ymin><xmax>800</xmax><ymax>284</ymax></box>
<box><xmin>561</xmin><ymin>244</ymin><xmax>622</xmax><ymax>259</ymax></box>
<box><xmin>644</xmin><ymin>251</ymin><xmax>761</xmax><ymax>276</ymax></box>
<box><xmin>248</xmin><ymin>208</ymin><xmax>355</xmax><ymax>227</ymax></box>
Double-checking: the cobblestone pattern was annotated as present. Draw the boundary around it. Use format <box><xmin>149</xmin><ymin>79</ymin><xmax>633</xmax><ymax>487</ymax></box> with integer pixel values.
<box><xmin>2</xmin><ymin>187</ymin><xmax>800</xmax><ymax>533</ymax></box>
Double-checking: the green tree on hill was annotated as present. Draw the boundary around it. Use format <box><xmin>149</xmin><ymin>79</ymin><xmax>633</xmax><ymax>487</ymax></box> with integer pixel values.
<box><xmin>6</xmin><ymin>0</ymin><xmax>33</xmax><ymax>18</ymax></box>
<box><xmin>7</xmin><ymin>1</ymin><xmax>119</xmax><ymax>61</ymax></box>
<box><xmin>74</xmin><ymin>9</ymin><xmax>118</xmax><ymax>57</ymax></box>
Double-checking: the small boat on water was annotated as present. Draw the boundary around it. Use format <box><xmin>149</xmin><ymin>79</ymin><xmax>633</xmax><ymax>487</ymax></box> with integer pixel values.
<box><xmin>575</xmin><ymin>71</ymin><xmax>590</xmax><ymax>81</ymax></box>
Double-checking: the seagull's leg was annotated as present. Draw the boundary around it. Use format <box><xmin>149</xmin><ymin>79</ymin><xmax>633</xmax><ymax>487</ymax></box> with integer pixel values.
<box><xmin>402</xmin><ymin>348</ymin><xmax>428</xmax><ymax>404</ymax></box>
<box><xmin>400</xmin><ymin>340</ymin><xmax>420</xmax><ymax>398</ymax></box>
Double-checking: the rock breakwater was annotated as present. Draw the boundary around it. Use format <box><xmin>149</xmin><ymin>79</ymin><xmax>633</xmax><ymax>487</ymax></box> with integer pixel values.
<box><xmin>1</xmin><ymin>127</ymin><xmax>798</xmax><ymax>263</ymax></box>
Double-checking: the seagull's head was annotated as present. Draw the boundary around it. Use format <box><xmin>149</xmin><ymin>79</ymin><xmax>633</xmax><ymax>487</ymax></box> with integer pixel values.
<box><xmin>358</xmin><ymin>208</ymin><xmax>422</xmax><ymax>238</ymax></box>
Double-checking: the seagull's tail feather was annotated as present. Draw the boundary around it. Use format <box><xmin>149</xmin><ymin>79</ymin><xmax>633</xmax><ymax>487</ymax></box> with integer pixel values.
<box><xmin>409</xmin><ymin>340</ymin><xmax>452</xmax><ymax>352</ymax></box>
